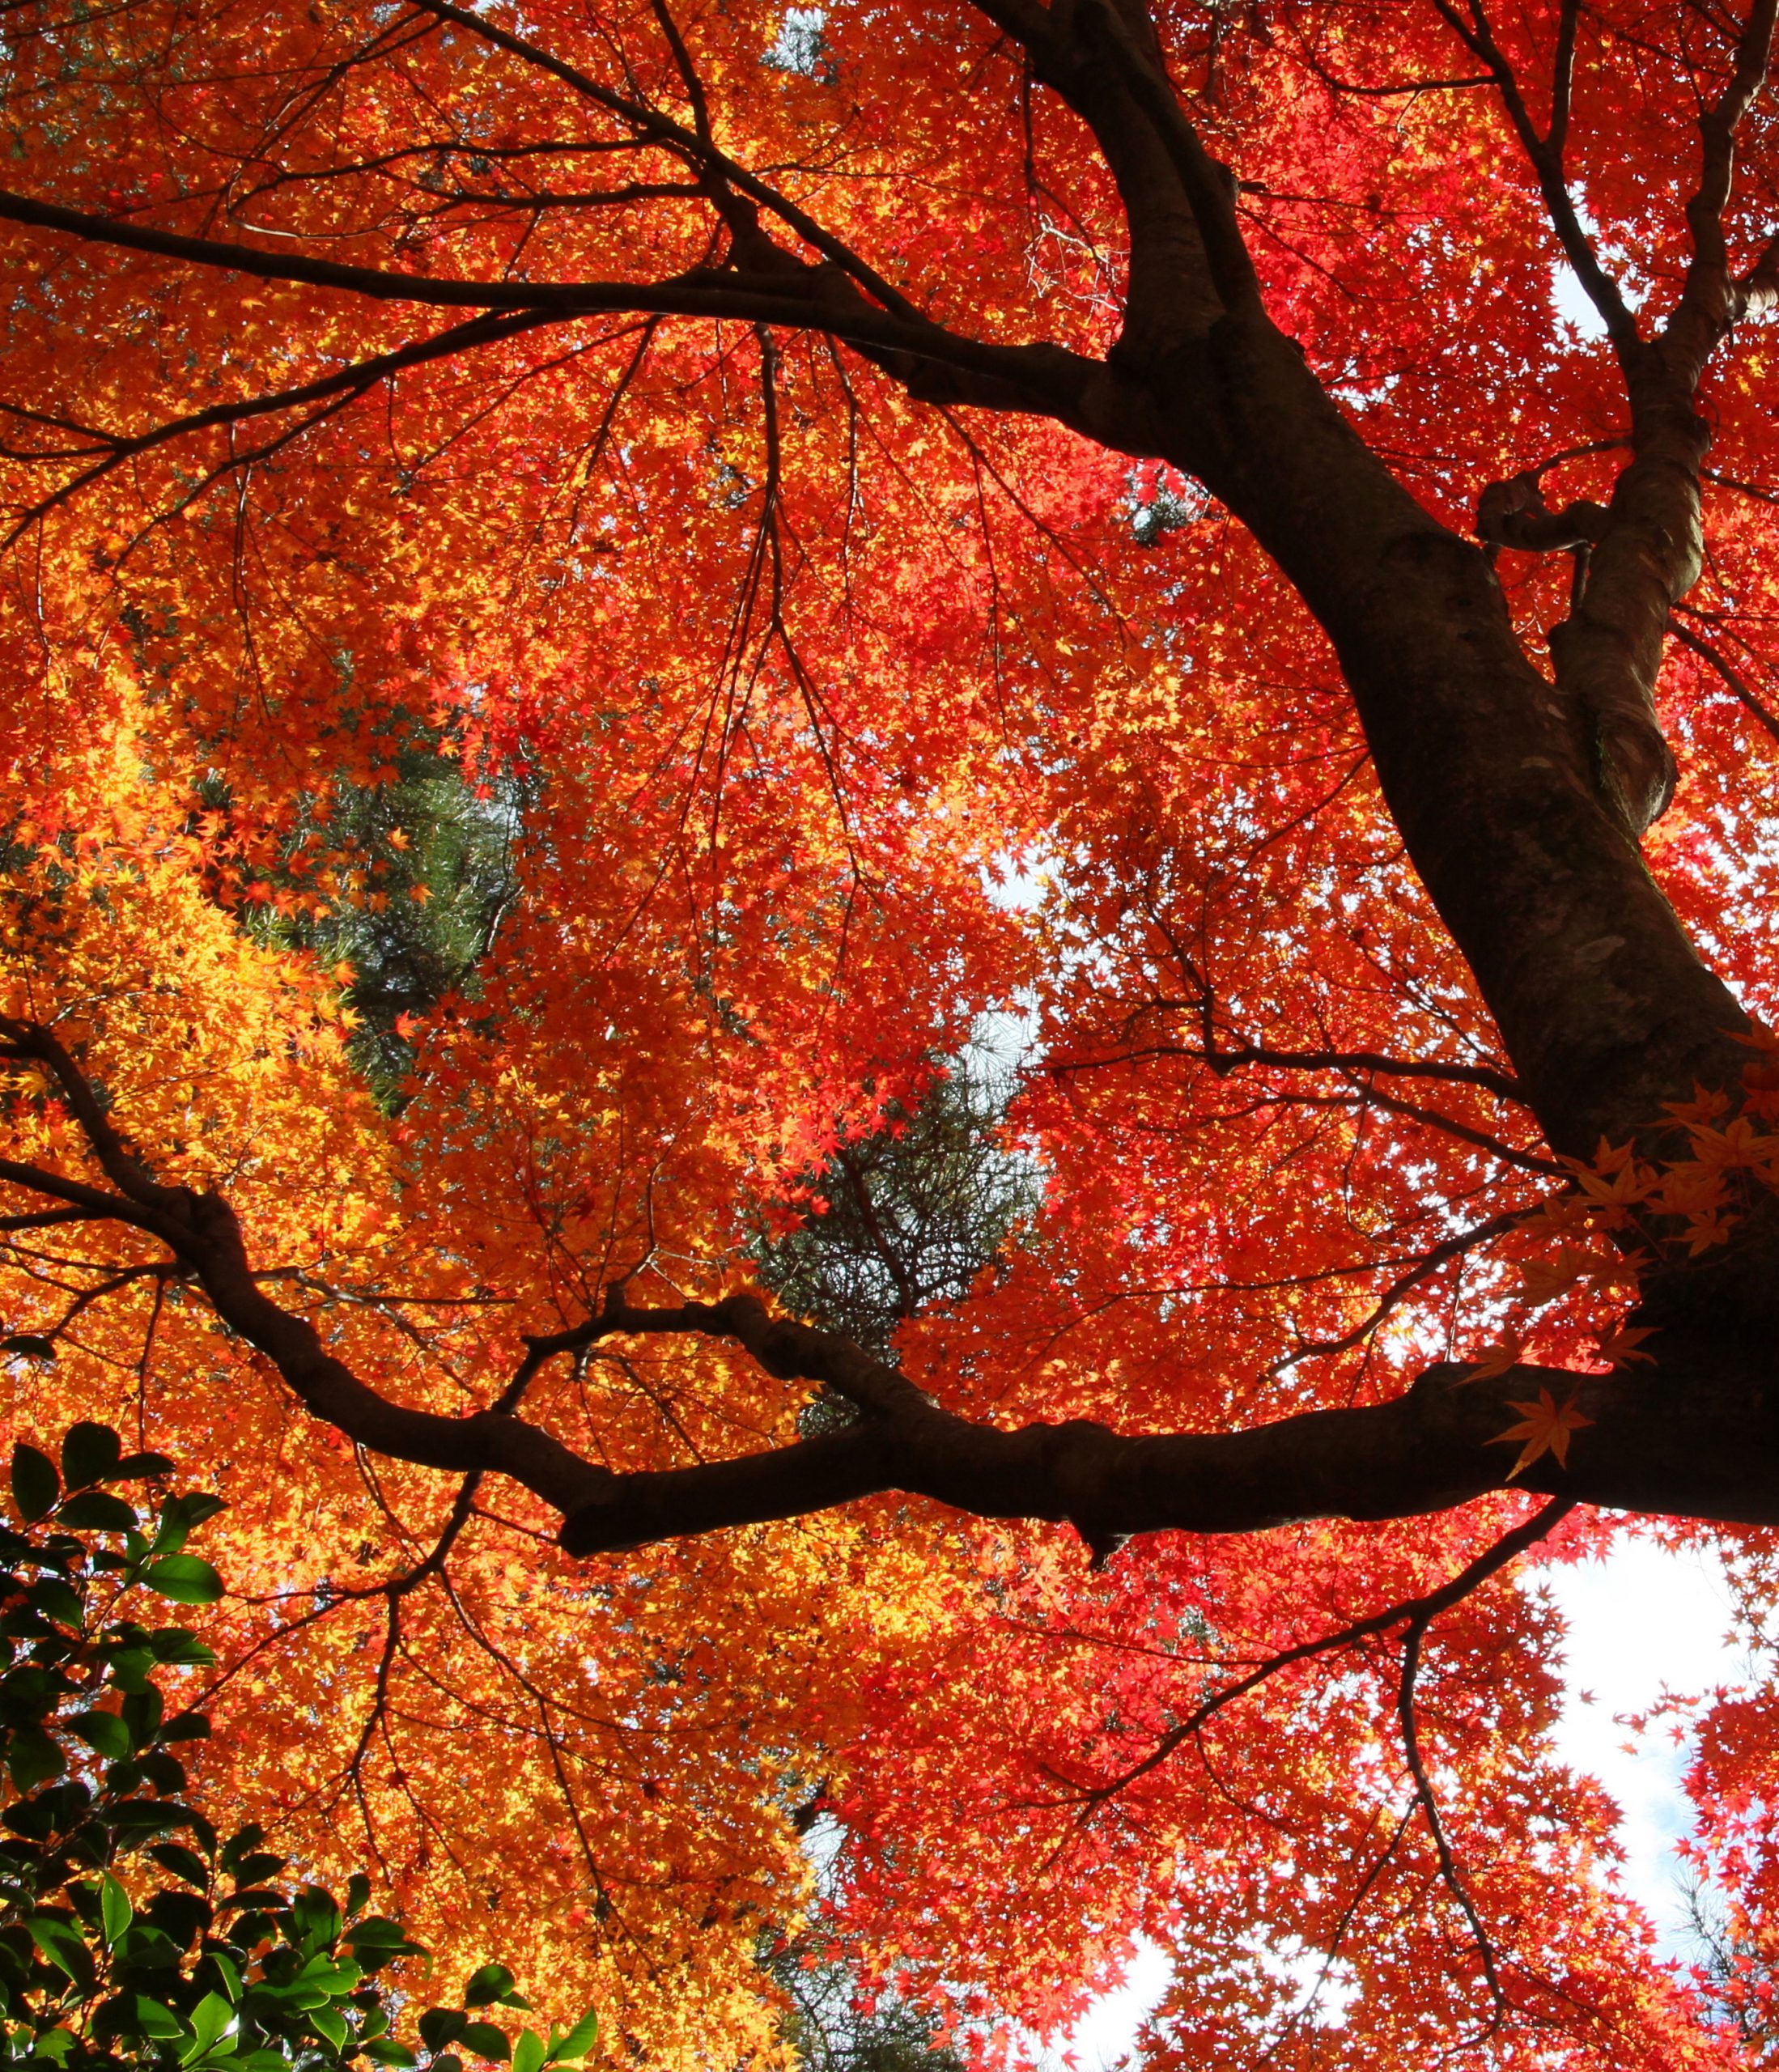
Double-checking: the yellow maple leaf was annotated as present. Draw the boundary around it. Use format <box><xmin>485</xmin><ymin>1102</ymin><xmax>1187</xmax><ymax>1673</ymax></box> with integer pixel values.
<box><xmin>1490</xmin><ymin>1389</ymin><xmax>1594</xmax><ymax>1477</ymax></box>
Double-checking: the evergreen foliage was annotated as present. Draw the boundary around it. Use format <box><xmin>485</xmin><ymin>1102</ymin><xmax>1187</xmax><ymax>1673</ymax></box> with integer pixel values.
<box><xmin>754</xmin><ymin>1055</ymin><xmax>1041</xmax><ymax>1356</ymax></box>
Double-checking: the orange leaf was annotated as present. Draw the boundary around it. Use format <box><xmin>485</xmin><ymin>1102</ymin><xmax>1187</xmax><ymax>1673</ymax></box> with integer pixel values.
<box><xmin>1462</xmin><ymin>1335</ymin><xmax>1524</xmax><ymax>1382</ymax></box>
<box><xmin>1594</xmin><ymin>1325</ymin><xmax>1658</xmax><ymax>1366</ymax></box>
<box><xmin>1490</xmin><ymin>1389</ymin><xmax>1594</xmax><ymax>1477</ymax></box>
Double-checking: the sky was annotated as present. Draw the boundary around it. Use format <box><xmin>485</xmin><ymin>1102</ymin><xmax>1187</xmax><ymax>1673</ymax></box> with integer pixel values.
<box><xmin>1058</xmin><ymin>1531</ymin><xmax>1751</xmax><ymax>2069</ymax></box>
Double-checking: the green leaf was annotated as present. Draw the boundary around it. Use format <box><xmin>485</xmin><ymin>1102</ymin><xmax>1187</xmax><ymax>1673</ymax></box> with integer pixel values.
<box><xmin>28</xmin><ymin>1916</ymin><xmax>95</xmax><ymax>1990</ymax></box>
<box><xmin>113</xmin><ymin>1451</ymin><xmax>177</xmax><ymax>1480</ymax></box>
<box><xmin>346</xmin><ymin>1916</ymin><xmax>423</xmax><ymax>1968</ymax></box>
<box><xmin>511</xmin><ymin>2031</ymin><xmax>545</xmax><ymax>2072</ymax></box>
<box><xmin>60</xmin><ymin>1422</ymin><xmax>121</xmax><ymax>1490</ymax></box>
<box><xmin>58</xmin><ymin>1490</ymin><xmax>138</xmax><ymax>1533</ymax></box>
<box><xmin>133</xmin><ymin>1995</ymin><xmax>187</xmax><ymax>2040</ymax></box>
<box><xmin>291</xmin><ymin>1887</ymin><xmax>344</xmax><ymax>1951</ymax></box>
<box><xmin>462</xmin><ymin>1965</ymin><xmax>516</xmax><ymax>2010</ymax></box>
<box><xmin>32</xmin><ymin>2027</ymin><xmax>74</xmax><ymax>2064</ymax></box>
<box><xmin>147</xmin><ymin>1628</ymin><xmax>217</xmax><ymax>1667</ymax></box>
<box><xmin>359</xmin><ymin>2044</ymin><xmax>418</xmax><ymax>2068</ymax></box>
<box><xmin>7</xmin><ymin>1725</ymin><xmax>65</xmax><ymax>1791</ymax></box>
<box><xmin>118</xmin><ymin>1919</ymin><xmax>183</xmax><ymax>1968</ymax></box>
<box><xmin>547</xmin><ymin>2010</ymin><xmax>598</xmax><ymax>2066</ymax></box>
<box><xmin>25</xmin><ymin>1576</ymin><xmax>83</xmax><ymax>1627</ymax></box>
<box><xmin>230</xmin><ymin>1849</ymin><xmax>286</xmax><ymax>1884</ymax></box>
<box><xmin>219</xmin><ymin>1825</ymin><xmax>267</xmax><ymax>1870</ymax></box>
<box><xmin>346</xmin><ymin>1916</ymin><xmax>413</xmax><ymax>1949</ymax></box>
<box><xmin>160</xmin><ymin>1709</ymin><xmax>211</xmax><ymax>1743</ymax></box>
<box><xmin>2</xmin><ymin>1334</ymin><xmax>57</xmax><ymax>1364</ymax></box>
<box><xmin>151</xmin><ymin>1841</ymin><xmax>212</xmax><ymax>1887</ymax></box>
<box><xmin>181</xmin><ymin>1991</ymin><xmax>237</xmax><ymax>2064</ymax></box>
<box><xmin>105</xmin><ymin>1647</ymin><xmax>160</xmax><ymax>1696</ymax></box>
<box><xmin>308</xmin><ymin>2003</ymin><xmax>348</xmax><ymax>2053</ymax></box>
<box><xmin>206</xmin><ymin>1952</ymin><xmax>244</xmax><ymax>2005</ymax></box>
<box><xmin>100</xmin><ymin>1870</ymin><xmax>133</xmax><ymax>1945</ymax></box>
<box><xmin>289</xmin><ymin>1952</ymin><xmax>362</xmax><ymax>2006</ymax></box>
<box><xmin>11</xmin><ymin>1443</ymin><xmax>59</xmax><ymax>1523</ymax></box>
<box><xmin>122</xmin><ymin>1686</ymin><xmax>164</xmax><ymax>1745</ymax></box>
<box><xmin>344</xmin><ymin>1871</ymin><xmax>372</xmax><ymax>1918</ymax></box>
<box><xmin>459</xmin><ymin>2023</ymin><xmax>511</xmax><ymax>2064</ymax></box>
<box><xmin>109</xmin><ymin>1794</ymin><xmax>197</xmax><ymax>1832</ymax></box>
<box><xmin>69</xmin><ymin>1709</ymin><xmax>132</xmax><ymax>1760</ymax></box>
<box><xmin>151</xmin><ymin>1493</ymin><xmax>227</xmax><ymax>1560</ymax></box>
<box><xmin>142</xmin><ymin>1555</ymin><xmax>223</xmax><ymax>1605</ymax></box>
<box><xmin>419</xmin><ymin>2008</ymin><xmax>467</xmax><ymax>2053</ymax></box>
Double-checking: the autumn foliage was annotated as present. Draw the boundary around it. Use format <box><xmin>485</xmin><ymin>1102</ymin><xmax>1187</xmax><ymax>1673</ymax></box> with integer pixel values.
<box><xmin>2</xmin><ymin>0</ymin><xmax>1779</xmax><ymax>2060</ymax></box>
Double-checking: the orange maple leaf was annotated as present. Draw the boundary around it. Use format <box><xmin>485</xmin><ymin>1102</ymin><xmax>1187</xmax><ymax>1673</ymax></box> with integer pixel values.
<box><xmin>1463</xmin><ymin>1337</ymin><xmax>1524</xmax><ymax>1382</ymax></box>
<box><xmin>1594</xmin><ymin>1325</ymin><xmax>1658</xmax><ymax>1366</ymax></box>
<box><xmin>1490</xmin><ymin>1389</ymin><xmax>1594</xmax><ymax>1477</ymax></box>
<box><xmin>1663</xmin><ymin>1082</ymin><xmax>1733</xmax><ymax>1127</ymax></box>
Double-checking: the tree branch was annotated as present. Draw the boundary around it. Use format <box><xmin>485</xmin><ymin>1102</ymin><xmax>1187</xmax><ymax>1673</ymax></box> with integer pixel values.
<box><xmin>4</xmin><ymin>1021</ymin><xmax>1775</xmax><ymax>1558</ymax></box>
<box><xmin>1671</xmin><ymin>616</ymin><xmax>1779</xmax><ymax>742</ymax></box>
<box><xmin>1064</xmin><ymin>1496</ymin><xmax>1573</xmax><ymax>1802</ymax></box>
<box><xmin>1049</xmin><ymin>1039</ymin><xmax>1526</xmax><ymax>1102</ymax></box>
<box><xmin>0</xmin><ymin>308</ymin><xmax>571</xmax><ymax>523</ymax></box>
<box><xmin>1425</xmin><ymin>0</ymin><xmax>1639</xmax><ymax>354</ymax></box>
<box><xmin>405</xmin><ymin>0</ymin><xmax>927</xmax><ymax>322</ymax></box>
<box><xmin>0</xmin><ymin>188</ymin><xmax>1096</xmax><ymax>420</ymax></box>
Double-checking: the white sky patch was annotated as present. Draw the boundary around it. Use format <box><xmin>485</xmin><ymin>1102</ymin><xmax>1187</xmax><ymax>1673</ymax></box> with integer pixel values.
<box><xmin>1061</xmin><ymin>1939</ymin><xmax>1172</xmax><ymax>2070</ymax></box>
<box><xmin>1534</xmin><ymin>1533</ymin><xmax>1747</xmax><ymax>1944</ymax></box>
<box><xmin>1553</xmin><ymin>261</ymin><xmax>1611</xmax><ymax>339</ymax></box>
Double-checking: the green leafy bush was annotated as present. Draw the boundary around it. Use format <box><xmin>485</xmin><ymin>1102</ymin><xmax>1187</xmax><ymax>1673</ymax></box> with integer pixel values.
<box><xmin>0</xmin><ymin>1423</ymin><xmax>597</xmax><ymax>2072</ymax></box>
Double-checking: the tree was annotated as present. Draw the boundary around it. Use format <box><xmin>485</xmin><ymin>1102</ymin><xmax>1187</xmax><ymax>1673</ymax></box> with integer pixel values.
<box><xmin>753</xmin><ymin>1049</ymin><xmax>1039</xmax><ymax>1356</ymax></box>
<box><xmin>221</xmin><ymin>737</ymin><xmax>526</xmax><ymax>1105</ymax></box>
<box><xmin>5</xmin><ymin>0</ymin><xmax>1779</xmax><ymax>2056</ymax></box>
<box><xmin>761</xmin><ymin>1925</ymin><xmax>968</xmax><ymax>2072</ymax></box>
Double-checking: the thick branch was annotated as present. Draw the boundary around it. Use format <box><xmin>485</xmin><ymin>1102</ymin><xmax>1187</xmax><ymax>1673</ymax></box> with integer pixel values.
<box><xmin>562</xmin><ymin>1317</ymin><xmax>1779</xmax><ymax>1554</ymax></box>
<box><xmin>1426</xmin><ymin>0</ymin><xmax>1639</xmax><ymax>353</ymax></box>
<box><xmin>6</xmin><ymin>1029</ymin><xmax>1774</xmax><ymax>1560</ymax></box>
<box><xmin>0</xmin><ymin>189</ymin><xmax>1096</xmax><ymax>420</ymax></box>
<box><xmin>1543</xmin><ymin>0</ymin><xmax>1779</xmax><ymax>836</ymax></box>
<box><xmin>1664</xmin><ymin>0</ymin><xmax>1779</xmax><ymax>380</ymax></box>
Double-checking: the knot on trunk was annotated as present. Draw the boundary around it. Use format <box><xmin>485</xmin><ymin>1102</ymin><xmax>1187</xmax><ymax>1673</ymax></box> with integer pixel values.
<box><xmin>1586</xmin><ymin>698</ymin><xmax>1679</xmax><ymax>834</ymax></box>
<box><xmin>1476</xmin><ymin>471</ymin><xmax>1608</xmax><ymax>558</ymax></box>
